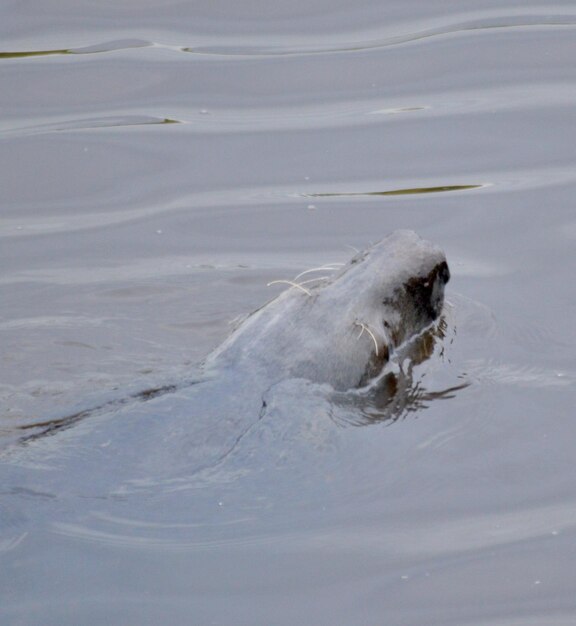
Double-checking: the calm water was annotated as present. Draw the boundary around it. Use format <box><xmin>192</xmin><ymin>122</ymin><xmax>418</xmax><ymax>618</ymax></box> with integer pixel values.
<box><xmin>2</xmin><ymin>1</ymin><xmax>576</xmax><ymax>624</ymax></box>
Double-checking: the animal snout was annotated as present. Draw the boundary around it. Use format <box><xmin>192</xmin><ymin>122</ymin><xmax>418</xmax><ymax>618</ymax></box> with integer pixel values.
<box><xmin>438</xmin><ymin>261</ymin><xmax>450</xmax><ymax>285</ymax></box>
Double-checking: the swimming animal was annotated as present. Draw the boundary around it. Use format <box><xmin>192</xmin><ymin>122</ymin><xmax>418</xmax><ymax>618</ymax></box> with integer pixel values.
<box><xmin>8</xmin><ymin>230</ymin><xmax>450</xmax><ymax>485</ymax></box>
<box><xmin>136</xmin><ymin>228</ymin><xmax>450</xmax><ymax>478</ymax></box>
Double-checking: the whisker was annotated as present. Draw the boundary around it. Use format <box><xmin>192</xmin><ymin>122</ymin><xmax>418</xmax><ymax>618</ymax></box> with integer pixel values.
<box><xmin>267</xmin><ymin>280</ymin><xmax>312</xmax><ymax>296</ymax></box>
<box><xmin>355</xmin><ymin>321</ymin><xmax>380</xmax><ymax>356</ymax></box>
<box><xmin>298</xmin><ymin>276</ymin><xmax>330</xmax><ymax>286</ymax></box>
<box><xmin>294</xmin><ymin>265</ymin><xmax>342</xmax><ymax>280</ymax></box>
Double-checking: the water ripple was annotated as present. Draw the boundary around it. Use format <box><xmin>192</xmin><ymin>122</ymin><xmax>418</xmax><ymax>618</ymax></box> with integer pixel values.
<box><xmin>183</xmin><ymin>15</ymin><xmax>576</xmax><ymax>57</ymax></box>
<box><xmin>50</xmin><ymin>497</ymin><xmax>576</xmax><ymax>555</ymax></box>
<box><xmin>3</xmin><ymin>82</ymin><xmax>574</xmax><ymax>139</ymax></box>
<box><xmin>2</xmin><ymin>15</ymin><xmax>575</xmax><ymax>61</ymax></box>
<box><xmin>5</xmin><ymin>163</ymin><xmax>576</xmax><ymax>240</ymax></box>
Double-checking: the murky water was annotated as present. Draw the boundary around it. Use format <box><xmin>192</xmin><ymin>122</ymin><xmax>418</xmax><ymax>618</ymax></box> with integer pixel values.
<box><xmin>2</xmin><ymin>1</ymin><xmax>576</xmax><ymax>624</ymax></box>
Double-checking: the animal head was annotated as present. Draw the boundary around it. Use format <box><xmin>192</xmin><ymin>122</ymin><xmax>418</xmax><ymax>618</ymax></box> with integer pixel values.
<box><xmin>300</xmin><ymin>230</ymin><xmax>449</xmax><ymax>386</ymax></box>
<box><xmin>325</xmin><ymin>230</ymin><xmax>449</xmax><ymax>385</ymax></box>
<box><xmin>339</xmin><ymin>230</ymin><xmax>448</xmax><ymax>342</ymax></box>
<box><xmin>210</xmin><ymin>230</ymin><xmax>450</xmax><ymax>390</ymax></box>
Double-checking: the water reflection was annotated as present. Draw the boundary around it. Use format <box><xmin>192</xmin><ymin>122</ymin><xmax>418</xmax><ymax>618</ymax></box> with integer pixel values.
<box><xmin>0</xmin><ymin>39</ymin><xmax>152</xmax><ymax>59</ymax></box>
<box><xmin>1</xmin><ymin>116</ymin><xmax>180</xmax><ymax>139</ymax></box>
<box><xmin>306</xmin><ymin>184</ymin><xmax>483</xmax><ymax>197</ymax></box>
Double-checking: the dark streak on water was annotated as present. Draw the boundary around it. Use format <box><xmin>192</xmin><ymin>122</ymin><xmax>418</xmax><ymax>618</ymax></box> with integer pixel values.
<box><xmin>0</xmin><ymin>39</ymin><xmax>153</xmax><ymax>59</ymax></box>
<box><xmin>306</xmin><ymin>184</ymin><xmax>483</xmax><ymax>197</ymax></box>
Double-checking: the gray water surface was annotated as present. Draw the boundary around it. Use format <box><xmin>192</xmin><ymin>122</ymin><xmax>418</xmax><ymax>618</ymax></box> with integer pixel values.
<box><xmin>2</xmin><ymin>1</ymin><xmax>576</xmax><ymax>624</ymax></box>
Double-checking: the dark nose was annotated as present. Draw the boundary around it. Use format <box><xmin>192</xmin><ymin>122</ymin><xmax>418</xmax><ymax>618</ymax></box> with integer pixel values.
<box><xmin>438</xmin><ymin>261</ymin><xmax>450</xmax><ymax>285</ymax></box>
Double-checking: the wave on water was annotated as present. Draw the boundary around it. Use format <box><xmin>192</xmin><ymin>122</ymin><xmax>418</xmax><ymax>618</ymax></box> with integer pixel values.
<box><xmin>2</xmin><ymin>14</ymin><xmax>576</xmax><ymax>61</ymax></box>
